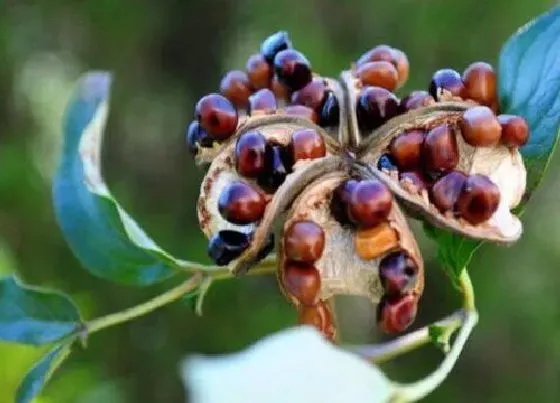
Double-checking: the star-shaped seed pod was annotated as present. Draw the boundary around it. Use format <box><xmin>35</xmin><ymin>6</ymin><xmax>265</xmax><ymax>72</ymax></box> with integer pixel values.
<box><xmin>192</xmin><ymin>32</ymin><xmax>529</xmax><ymax>341</ymax></box>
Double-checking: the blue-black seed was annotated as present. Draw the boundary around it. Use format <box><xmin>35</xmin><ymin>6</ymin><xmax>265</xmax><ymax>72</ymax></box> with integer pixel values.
<box><xmin>186</xmin><ymin>121</ymin><xmax>213</xmax><ymax>155</ymax></box>
<box><xmin>261</xmin><ymin>31</ymin><xmax>293</xmax><ymax>64</ymax></box>
<box><xmin>319</xmin><ymin>91</ymin><xmax>340</xmax><ymax>127</ymax></box>
<box><xmin>377</xmin><ymin>153</ymin><xmax>398</xmax><ymax>172</ymax></box>
<box><xmin>208</xmin><ymin>230</ymin><xmax>251</xmax><ymax>266</ymax></box>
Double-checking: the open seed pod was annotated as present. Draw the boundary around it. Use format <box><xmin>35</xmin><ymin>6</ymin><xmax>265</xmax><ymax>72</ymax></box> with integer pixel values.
<box><xmin>278</xmin><ymin>171</ymin><xmax>424</xmax><ymax>340</ymax></box>
<box><xmin>351</xmin><ymin>101</ymin><xmax>526</xmax><ymax>243</ymax></box>
<box><xmin>198</xmin><ymin>113</ymin><xmax>344</xmax><ymax>273</ymax></box>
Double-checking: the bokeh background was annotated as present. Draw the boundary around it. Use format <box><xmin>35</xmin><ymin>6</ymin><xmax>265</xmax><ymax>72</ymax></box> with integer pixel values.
<box><xmin>0</xmin><ymin>0</ymin><xmax>559</xmax><ymax>402</ymax></box>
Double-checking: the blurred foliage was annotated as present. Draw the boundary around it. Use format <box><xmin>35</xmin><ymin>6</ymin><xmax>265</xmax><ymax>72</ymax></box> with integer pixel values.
<box><xmin>0</xmin><ymin>0</ymin><xmax>559</xmax><ymax>402</ymax></box>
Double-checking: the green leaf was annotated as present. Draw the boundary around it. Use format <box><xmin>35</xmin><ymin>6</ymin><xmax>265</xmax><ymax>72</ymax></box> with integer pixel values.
<box><xmin>499</xmin><ymin>6</ymin><xmax>560</xmax><ymax>206</ymax></box>
<box><xmin>423</xmin><ymin>224</ymin><xmax>481</xmax><ymax>286</ymax></box>
<box><xmin>16</xmin><ymin>342</ymin><xmax>73</xmax><ymax>403</ymax></box>
<box><xmin>182</xmin><ymin>327</ymin><xmax>396</xmax><ymax>403</ymax></box>
<box><xmin>0</xmin><ymin>276</ymin><xmax>82</xmax><ymax>345</ymax></box>
<box><xmin>53</xmin><ymin>72</ymin><xmax>180</xmax><ymax>286</ymax></box>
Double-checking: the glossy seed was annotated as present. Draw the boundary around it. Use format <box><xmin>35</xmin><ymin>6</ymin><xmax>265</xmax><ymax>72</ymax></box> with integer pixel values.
<box><xmin>377</xmin><ymin>154</ymin><xmax>398</xmax><ymax>173</ymax></box>
<box><xmin>356</xmin><ymin>86</ymin><xmax>400</xmax><ymax>132</ymax></box>
<box><xmin>399</xmin><ymin>171</ymin><xmax>429</xmax><ymax>194</ymax></box>
<box><xmin>207</xmin><ymin>230</ymin><xmax>251</xmax><ymax>266</ymax></box>
<box><xmin>272</xmin><ymin>75</ymin><xmax>291</xmax><ymax>102</ymax></box>
<box><xmin>246</xmin><ymin>53</ymin><xmax>272</xmax><ymax>90</ymax></box>
<box><xmin>261</xmin><ymin>31</ymin><xmax>293</xmax><ymax>64</ymax></box>
<box><xmin>456</xmin><ymin>174</ymin><xmax>500</xmax><ymax>224</ymax></box>
<box><xmin>423</xmin><ymin>124</ymin><xmax>459</xmax><ymax>174</ymax></box>
<box><xmin>379</xmin><ymin>251</ymin><xmax>418</xmax><ymax>297</ymax></box>
<box><xmin>219</xmin><ymin>70</ymin><xmax>252</xmax><ymax>108</ymax></box>
<box><xmin>235</xmin><ymin>131</ymin><xmax>267</xmax><ymax>178</ymax></box>
<box><xmin>357</xmin><ymin>44</ymin><xmax>394</xmax><ymax>66</ymax></box>
<box><xmin>389</xmin><ymin>130</ymin><xmax>425</xmax><ymax>170</ymax></box>
<box><xmin>298</xmin><ymin>301</ymin><xmax>335</xmax><ymax>340</ymax></box>
<box><xmin>356</xmin><ymin>61</ymin><xmax>399</xmax><ymax>91</ymax></box>
<box><xmin>354</xmin><ymin>223</ymin><xmax>399</xmax><ymax>260</ymax></box>
<box><xmin>399</xmin><ymin>90</ymin><xmax>434</xmax><ymax>112</ymax></box>
<box><xmin>284</xmin><ymin>105</ymin><xmax>318</xmax><ymax>123</ymax></box>
<box><xmin>462</xmin><ymin>62</ymin><xmax>496</xmax><ymax>108</ymax></box>
<box><xmin>284</xmin><ymin>220</ymin><xmax>325</xmax><ymax>263</ymax></box>
<box><xmin>291</xmin><ymin>78</ymin><xmax>327</xmax><ymax>110</ymax></box>
<box><xmin>331</xmin><ymin>179</ymin><xmax>360</xmax><ymax>224</ymax></box>
<box><xmin>290</xmin><ymin>128</ymin><xmax>326</xmax><ymax>161</ymax></box>
<box><xmin>249</xmin><ymin>88</ymin><xmax>277</xmax><ymax>114</ymax></box>
<box><xmin>195</xmin><ymin>93</ymin><xmax>238</xmax><ymax>140</ymax></box>
<box><xmin>459</xmin><ymin>106</ymin><xmax>502</xmax><ymax>147</ymax></box>
<box><xmin>391</xmin><ymin>48</ymin><xmax>410</xmax><ymax>88</ymax></box>
<box><xmin>429</xmin><ymin>69</ymin><xmax>465</xmax><ymax>101</ymax></box>
<box><xmin>348</xmin><ymin>179</ymin><xmax>393</xmax><ymax>228</ymax></box>
<box><xmin>218</xmin><ymin>181</ymin><xmax>267</xmax><ymax>224</ymax></box>
<box><xmin>430</xmin><ymin>171</ymin><xmax>468</xmax><ymax>213</ymax></box>
<box><xmin>186</xmin><ymin>120</ymin><xmax>213</xmax><ymax>155</ymax></box>
<box><xmin>319</xmin><ymin>91</ymin><xmax>340</xmax><ymax>127</ymax></box>
<box><xmin>257</xmin><ymin>144</ymin><xmax>292</xmax><ymax>192</ymax></box>
<box><xmin>274</xmin><ymin>49</ymin><xmax>312</xmax><ymax>91</ymax></box>
<box><xmin>283</xmin><ymin>261</ymin><xmax>321</xmax><ymax>306</ymax></box>
<box><xmin>377</xmin><ymin>294</ymin><xmax>418</xmax><ymax>333</ymax></box>
<box><xmin>498</xmin><ymin>114</ymin><xmax>529</xmax><ymax>147</ymax></box>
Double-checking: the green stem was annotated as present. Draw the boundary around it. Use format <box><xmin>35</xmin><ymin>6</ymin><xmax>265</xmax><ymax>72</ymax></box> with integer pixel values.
<box><xmin>86</xmin><ymin>273</ymin><xmax>204</xmax><ymax>335</ymax></box>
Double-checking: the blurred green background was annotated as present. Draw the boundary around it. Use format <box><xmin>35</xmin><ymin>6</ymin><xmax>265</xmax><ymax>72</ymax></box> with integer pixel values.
<box><xmin>0</xmin><ymin>0</ymin><xmax>559</xmax><ymax>402</ymax></box>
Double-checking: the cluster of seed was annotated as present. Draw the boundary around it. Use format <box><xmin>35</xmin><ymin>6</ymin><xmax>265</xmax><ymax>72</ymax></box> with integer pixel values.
<box><xmin>187</xmin><ymin>32</ymin><xmax>340</xmax><ymax>155</ymax></box>
<box><xmin>208</xmin><ymin>127</ymin><xmax>327</xmax><ymax>266</ymax></box>
<box><xmin>329</xmin><ymin>178</ymin><xmax>419</xmax><ymax>333</ymax></box>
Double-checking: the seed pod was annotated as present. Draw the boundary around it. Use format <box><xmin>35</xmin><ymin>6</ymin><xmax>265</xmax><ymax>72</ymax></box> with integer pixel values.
<box><xmin>355</xmin><ymin>102</ymin><xmax>526</xmax><ymax>243</ymax></box>
<box><xmin>279</xmin><ymin>172</ymin><xmax>424</xmax><ymax>339</ymax></box>
<box><xmin>198</xmin><ymin>114</ymin><xmax>342</xmax><ymax>272</ymax></box>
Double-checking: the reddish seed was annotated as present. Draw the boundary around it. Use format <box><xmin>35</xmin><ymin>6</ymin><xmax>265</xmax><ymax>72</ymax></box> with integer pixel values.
<box><xmin>430</xmin><ymin>171</ymin><xmax>468</xmax><ymax>213</ymax></box>
<box><xmin>246</xmin><ymin>53</ymin><xmax>272</xmax><ymax>90</ymax></box>
<box><xmin>456</xmin><ymin>174</ymin><xmax>500</xmax><ymax>224</ymax></box>
<box><xmin>274</xmin><ymin>49</ymin><xmax>312</xmax><ymax>91</ymax></box>
<box><xmin>429</xmin><ymin>69</ymin><xmax>465</xmax><ymax>101</ymax></box>
<box><xmin>356</xmin><ymin>86</ymin><xmax>400</xmax><ymax>131</ymax></box>
<box><xmin>498</xmin><ymin>114</ymin><xmax>530</xmax><ymax>147</ymax></box>
<box><xmin>291</xmin><ymin>128</ymin><xmax>326</xmax><ymax>161</ymax></box>
<box><xmin>460</xmin><ymin>106</ymin><xmax>502</xmax><ymax>147</ymax></box>
<box><xmin>357</xmin><ymin>45</ymin><xmax>394</xmax><ymax>66</ymax></box>
<box><xmin>391</xmin><ymin>48</ymin><xmax>410</xmax><ymax>87</ymax></box>
<box><xmin>217</xmin><ymin>181</ymin><xmax>267</xmax><ymax>224</ymax></box>
<box><xmin>379</xmin><ymin>251</ymin><xmax>418</xmax><ymax>297</ymax></box>
<box><xmin>331</xmin><ymin>179</ymin><xmax>360</xmax><ymax>224</ymax></box>
<box><xmin>298</xmin><ymin>301</ymin><xmax>335</xmax><ymax>340</ymax></box>
<box><xmin>272</xmin><ymin>75</ymin><xmax>291</xmax><ymax>102</ymax></box>
<box><xmin>284</xmin><ymin>105</ymin><xmax>318</xmax><ymax>123</ymax></box>
<box><xmin>389</xmin><ymin>130</ymin><xmax>425</xmax><ymax>170</ymax></box>
<box><xmin>195</xmin><ymin>93</ymin><xmax>238</xmax><ymax>140</ymax></box>
<box><xmin>219</xmin><ymin>70</ymin><xmax>252</xmax><ymax>108</ymax></box>
<box><xmin>235</xmin><ymin>131</ymin><xmax>267</xmax><ymax>178</ymax></box>
<box><xmin>249</xmin><ymin>88</ymin><xmax>277</xmax><ymax>114</ymax></box>
<box><xmin>399</xmin><ymin>90</ymin><xmax>434</xmax><ymax>112</ymax></box>
<box><xmin>423</xmin><ymin>124</ymin><xmax>459</xmax><ymax>173</ymax></box>
<box><xmin>348</xmin><ymin>179</ymin><xmax>393</xmax><ymax>228</ymax></box>
<box><xmin>291</xmin><ymin>78</ymin><xmax>327</xmax><ymax>110</ymax></box>
<box><xmin>377</xmin><ymin>294</ymin><xmax>418</xmax><ymax>334</ymax></box>
<box><xmin>356</xmin><ymin>61</ymin><xmax>399</xmax><ymax>91</ymax></box>
<box><xmin>462</xmin><ymin>62</ymin><xmax>496</xmax><ymax>108</ymax></box>
<box><xmin>284</xmin><ymin>220</ymin><xmax>325</xmax><ymax>263</ymax></box>
<box><xmin>283</xmin><ymin>261</ymin><xmax>321</xmax><ymax>306</ymax></box>
<box><xmin>399</xmin><ymin>171</ymin><xmax>428</xmax><ymax>194</ymax></box>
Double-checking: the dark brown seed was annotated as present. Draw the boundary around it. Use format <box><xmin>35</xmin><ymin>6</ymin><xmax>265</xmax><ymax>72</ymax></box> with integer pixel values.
<box><xmin>283</xmin><ymin>261</ymin><xmax>321</xmax><ymax>306</ymax></box>
<box><xmin>348</xmin><ymin>179</ymin><xmax>393</xmax><ymax>228</ymax></box>
<box><xmin>298</xmin><ymin>301</ymin><xmax>335</xmax><ymax>340</ymax></box>
<box><xmin>331</xmin><ymin>179</ymin><xmax>360</xmax><ymax>224</ymax></box>
<box><xmin>423</xmin><ymin>124</ymin><xmax>459</xmax><ymax>173</ymax></box>
<box><xmin>462</xmin><ymin>62</ymin><xmax>496</xmax><ymax>108</ymax></box>
<box><xmin>246</xmin><ymin>53</ymin><xmax>272</xmax><ymax>90</ymax></box>
<box><xmin>399</xmin><ymin>90</ymin><xmax>434</xmax><ymax>112</ymax></box>
<box><xmin>272</xmin><ymin>75</ymin><xmax>291</xmax><ymax>102</ymax></box>
<box><xmin>218</xmin><ymin>181</ymin><xmax>267</xmax><ymax>224</ymax></box>
<box><xmin>399</xmin><ymin>171</ymin><xmax>429</xmax><ymax>194</ymax></box>
<box><xmin>291</xmin><ymin>128</ymin><xmax>326</xmax><ymax>161</ymax></box>
<box><xmin>389</xmin><ymin>130</ymin><xmax>425</xmax><ymax>170</ymax></box>
<box><xmin>291</xmin><ymin>78</ymin><xmax>327</xmax><ymax>110</ymax></box>
<box><xmin>219</xmin><ymin>70</ymin><xmax>252</xmax><ymax>108</ymax></box>
<box><xmin>456</xmin><ymin>174</ymin><xmax>500</xmax><ymax>224</ymax></box>
<box><xmin>208</xmin><ymin>230</ymin><xmax>251</xmax><ymax>266</ymax></box>
<box><xmin>319</xmin><ymin>91</ymin><xmax>340</xmax><ymax>127</ymax></box>
<box><xmin>257</xmin><ymin>144</ymin><xmax>292</xmax><ymax>192</ymax></box>
<box><xmin>284</xmin><ymin>105</ymin><xmax>318</xmax><ymax>123</ymax></box>
<box><xmin>195</xmin><ymin>93</ymin><xmax>238</xmax><ymax>140</ymax></box>
<box><xmin>356</xmin><ymin>61</ymin><xmax>399</xmax><ymax>91</ymax></box>
<box><xmin>377</xmin><ymin>294</ymin><xmax>418</xmax><ymax>334</ymax></box>
<box><xmin>249</xmin><ymin>88</ymin><xmax>277</xmax><ymax>114</ymax></box>
<box><xmin>379</xmin><ymin>251</ymin><xmax>418</xmax><ymax>297</ymax></box>
<box><xmin>460</xmin><ymin>106</ymin><xmax>502</xmax><ymax>147</ymax></box>
<box><xmin>284</xmin><ymin>220</ymin><xmax>325</xmax><ymax>263</ymax></box>
<box><xmin>261</xmin><ymin>31</ymin><xmax>293</xmax><ymax>64</ymax></box>
<box><xmin>356</xmin><ymin>86</ymin><xmax>400</xmax><ymax>131</ymax></box>
<box><xmin>430</xmin><ymin>171</ymin><xmax>467</xmax><ymax>213</ymax></box>
<box><xmin>429</xmin><ymin>69</ymin><xmax>465</xmax><ymax>101</ymax></box>
<box><xmin>235</xmin><ymin>131</ymin><xmax>267</xmax><ymax>178</ymax></box>
<box><xmin>377</xmin><ymin>154</ymin><xmax>398</xmax><ymax>173</ymax></box>
<box><xmin>498</xmin><ymin>114</ymin><xmax>530</xmax><ymax>147</ymax></box>
<box><xmin>274</xmin><ymin>49</ymin><xmax>312</xmax><ymax>91</ymax></box>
